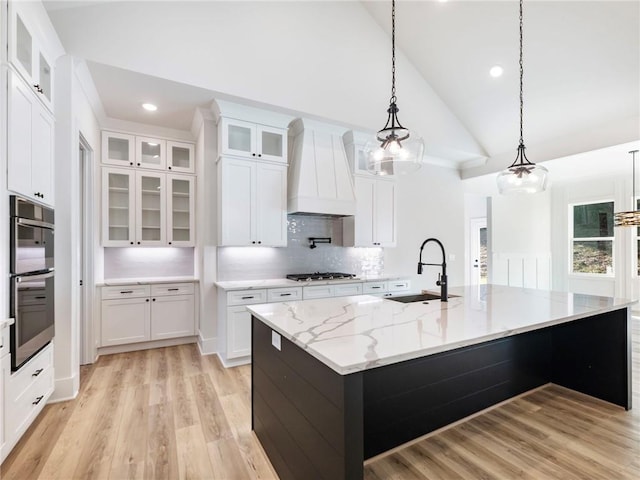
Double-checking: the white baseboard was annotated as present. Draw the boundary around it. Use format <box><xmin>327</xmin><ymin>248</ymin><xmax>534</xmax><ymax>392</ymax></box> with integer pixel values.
<box><xmin>217</xmin><ymin>354</ymin><xmax>250</xmax><ymax>368</ymax></box>
<box><xmin>49</xmin><ymin>373</ymin><xmax>79</xmax><ymax>403</ymax></box>
<box><xmin>198</xmin><ymin>332</ymin><xmax>217</xmax><ymax>356</ymax></box>
<box><xmin>97</xmin><ymin>336</ymin><xmax>197</xmax><ymax>357</ymax></box>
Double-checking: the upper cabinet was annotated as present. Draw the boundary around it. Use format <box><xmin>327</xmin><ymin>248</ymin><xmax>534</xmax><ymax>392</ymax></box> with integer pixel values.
<box><xmin>102</xmin><ymin>132</ymin><xmax>194</xmax><ymax>173</ymax></box>
<box><xmin>343</xmin><ymin>131</ymin><xmax>395</xmax><ymax>178</ymax></box>
<box><xmin>7</xmin><ymin>70</ymin><xmax>54</xmax><ymax>206</ymax></box>
<box><xmin>219</xmin><ymin>118</ymin><xmax>287</xmax><ymax>164</ymax></box>
<box><xmin>8</xmin><ymin>3</ymin><xmax>55</xmax><ymax>113</ymax></box>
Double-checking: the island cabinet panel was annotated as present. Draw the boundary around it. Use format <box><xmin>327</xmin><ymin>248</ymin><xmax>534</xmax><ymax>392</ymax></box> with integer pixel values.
<box><xmin>252</xmin><ymin>317</ymin><xmax>363</xmax><ymax>480</ymax></box>
<box><xmin>362</xmin><ymin>329</ymin><xmax>552</xmax><ymax>458</ymax></box>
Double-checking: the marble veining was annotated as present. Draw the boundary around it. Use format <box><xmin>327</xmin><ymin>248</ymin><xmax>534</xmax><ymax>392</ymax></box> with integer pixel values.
<box><xmin>247</xmin><ymin>284</ymin><xmax>636</xmax><ymax>375</ymax></box>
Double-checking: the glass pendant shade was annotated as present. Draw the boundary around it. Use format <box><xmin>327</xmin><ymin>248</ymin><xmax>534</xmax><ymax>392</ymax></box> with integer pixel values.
<box><xmin>614</xmin><ymin>150</ymin><xmax>640</xmax><ymax>227</ymax></box>
<box><xmin>365</xmin><ymin>133</ymin><xmax>424</xmax><ymax>176</ymax></box>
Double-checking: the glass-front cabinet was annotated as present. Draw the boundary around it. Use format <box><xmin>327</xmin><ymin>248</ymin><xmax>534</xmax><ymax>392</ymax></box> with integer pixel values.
<box><xmin>136</xmin><ymin>172</ymin><xmax>166</xmax><ymax>245</ymax></box>
<box><xmin>220</xmin><ymin>118</ymin><xmax>286</xmax><ymax>163</ymax></box>
<box><xmin>9</xmin><ymin>3</ymin><xmax>55</xmax><ymax>112</ymax></box>
<box><xmin>168</xmin><ymin>175</ymin><xmax>195</xmax><ymax>246</ymax></box>
<box><xmin>102</xmin><ymin>132</ymin><xmax>135</xmax><ymax>167</ymax></box>
<box><xmin>136</xmin><ymin>137</ymin><xmax>166</xmax><ymax>170</ymax></box>
<box><xmin>102</xmin><ymin>168</ymin><xmax>135</xmax><ymax>246</ymax></box>
<box><xmin>167</xmin><ymin>141</ymin><xmax>195</xmax><ymax>173</ymax></box>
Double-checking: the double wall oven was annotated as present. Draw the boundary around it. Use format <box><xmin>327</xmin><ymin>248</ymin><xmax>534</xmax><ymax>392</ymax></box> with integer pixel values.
<box><xmin>10</xmin><ymin>196</ymin><xmax>55</xmax><ymax>371</ymax></box>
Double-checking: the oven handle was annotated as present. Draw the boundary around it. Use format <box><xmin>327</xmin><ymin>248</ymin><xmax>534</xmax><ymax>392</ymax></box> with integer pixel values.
<box><xmin>15</xmin><ymin>270</ymin><xmax>55</xmax><ymax>282</ymax></box>
<box><xmin>16</xmin><ymin>217</ymin><xmax>54</xmax><ymax>230</ymax></box>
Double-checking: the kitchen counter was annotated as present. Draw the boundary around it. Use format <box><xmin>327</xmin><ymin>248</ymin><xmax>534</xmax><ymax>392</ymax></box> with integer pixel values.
<box><xmin>215</xmin><ymin>274</ymin><xmax>408</xmax><ymax>291</ymax></box>
<box><xmin>250</xmin><ymin>284</ymin><xmax>634</xmax><ymax>480</ymax></box>
<box><xmin>248</xmin><ymin>284</ymin><xmax>635</xmax><ymax>375</ymax></box>
<box><xmin>98</xmin><ymin>276</ymin><xmax>199</xmax><ymax>286</ymax></box>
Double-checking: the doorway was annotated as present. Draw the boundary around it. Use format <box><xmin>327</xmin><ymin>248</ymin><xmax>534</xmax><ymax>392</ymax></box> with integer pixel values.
<box><xmin>469</xmin><ymin>218</ymin><xmax>488</xmax><ymax>286</ymax></box>
<box><xmin>78</xmin><ymin>135</ymin><xmax>95</xmax><ymax>364</ymax></box>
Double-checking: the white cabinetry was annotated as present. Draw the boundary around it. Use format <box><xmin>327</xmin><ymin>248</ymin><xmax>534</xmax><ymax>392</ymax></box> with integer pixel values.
<box><xmin>2</xmin><ymin>342</ymin><xmax>54</xmax><ymax>462</ymax></box>
<box><xmin>219</xmin><ymin>118</ymin><xmax>287</xmax><ymax>163</ymax></box>
<box><xmin>218</xmin><ymin>157</ymin><xmax>287</xmax><ymax>246</ymax></box>
<box><xmin>8</xmin><ymin>2</ymin><xmax>55</xmax><ymax>112</ymax></box>
<box><xmin>100</xmin><ymin>283</ymin><xmax>195</xmax><ymax>347</ymax></box>
<box><xmin>102</xmin><ymin>168</ymin><xmax>195</xmax><ymax>246</ymax></box>
<box><xmin>7</xmin><ymin>70</ymin><xmax>54</xmax><ymax>206</ymax></box>
<box><xmin>136</xmin><ymin>136</ymin><xmax>166</xmax><ymax>170</ymax></box>
<box><xmin>102</xmin><ymin>131</ymin><xmax>135</xmax><ymax>167</ymax></box>
<box><xmin>167</xmin><ymin>141</ymin><xmax>195</xmax><ymax>173</ymax></box>
<box><xmin>343</xmin><ymin>176</ymin><xmax>396</xmax><ymax>247</ymax></box>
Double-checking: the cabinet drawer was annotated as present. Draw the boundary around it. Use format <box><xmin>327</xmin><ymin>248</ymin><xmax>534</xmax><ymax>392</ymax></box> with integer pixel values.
<box><xmin>333</xmin><ymin>283</ymin><xmax>362</xmax><ymax>297</ymax></box>
<box><xmin>363</xmin><ymin>282</ymin><xmax>388</xmax><ymax>294</ymax></box>
<box><xmin>388</xmin><ymin>280</ymin><xmax>411</xmax><ymax>292</ymax></box>
<box><xmin>151</xmin><ymin>283</ymin><xmax>194</xmax><ymax>297</ymax></box>
<box><xmin>227</xmin><ymin>289</ymin><xmax>267</xmax><ymax>306</ymax></box>
<box><xmin>6</xmin><ymin>363</ymin><xmax>53</xmax><ymax>440</ymax></box>
<box><xmin>267</xmin><ymin>287</ymin><xmax>302</xmax><ymax>303</ymax></box>
<box><xmin>102</xmin><ymin>284</ymin><xmax>150</xmax><ymax>300</ymax></box>
<box><xmin>303</xmin><ymin>285</ymin><xmax>335</xmax><ymax>300</ymax></box>
<box><xmin>6</xmin><ymin>343</ymin><xmax>53</xmax><ymax>403</ymax></box>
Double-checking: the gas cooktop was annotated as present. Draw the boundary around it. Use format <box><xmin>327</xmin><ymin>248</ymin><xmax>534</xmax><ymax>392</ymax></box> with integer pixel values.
<box><xmin>286</xmin><ymin>272</ymin><xmax>358</xmax><ymax>282</ymax></box>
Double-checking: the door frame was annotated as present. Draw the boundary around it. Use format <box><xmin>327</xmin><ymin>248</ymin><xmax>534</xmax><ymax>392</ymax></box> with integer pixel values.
<box><xmin>79</xmin><ymin>133</ymin><xmax>96</xmax><ymax>364</ymax></box>
<box><xmin>469</xmin><ymin>217</ymin><xmax>488</xmax><ymax>286</ymax></box>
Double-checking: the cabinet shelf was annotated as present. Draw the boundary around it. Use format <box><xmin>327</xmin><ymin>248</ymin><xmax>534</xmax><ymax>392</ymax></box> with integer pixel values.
<box><xmin>109</xmin><ymin>224</ymin><xmax>129</xmax><ymax>229</ymax></box>
<box><xmin>142</xmin><ymin>226</ymin><xmax>161</xmax><ymax>229</ymax></box>
<box><xmin>172</xmin><ymin>192</ymin><xmax>190</xmax><ymax>198</ymax></box>
<box><xmin>142</xmin><ymin>208</ymin><xmax>160</xmax><ymax>212</ymax></box>
<box><xmin>172</xmin><ymin>227</ymin><xmax>190</xmax><ymax>230</ymax></box>
<box><xmin>140</xmin><ymin>189</ymin><xmax>161</xmax><ymax>195</ymax></box>
<box><xmin>109</xmin><ymin>206</ymin><xmax>129</xmax><ymax>211</ymax></box>
<box><xmin>172</xmin><ymin>209</ymin><xmax>190</xmax><ymax>214</ymax></box>
<box><xmin>109</xmin><ymin>187</ymin><xmax>129</xmax><ymax>193</ymax></box>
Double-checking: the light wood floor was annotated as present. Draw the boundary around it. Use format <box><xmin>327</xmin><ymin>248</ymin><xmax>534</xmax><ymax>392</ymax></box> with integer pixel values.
<box><xmin>1</xmin><ymin>316</ymin><xmax>638</xmax><ymax>480</ymax></box>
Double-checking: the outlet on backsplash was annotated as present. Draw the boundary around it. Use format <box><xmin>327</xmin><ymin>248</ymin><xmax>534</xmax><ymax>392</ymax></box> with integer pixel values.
<box><xmin>217</xmin><ymin>215</ymin><xmax>384</xmax><ymax>281</ymax></box>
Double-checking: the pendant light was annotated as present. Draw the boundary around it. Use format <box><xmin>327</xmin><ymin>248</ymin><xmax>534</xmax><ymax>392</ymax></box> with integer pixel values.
<box><xmin>496</xmin><ymin>0</ymin><xmax>548</xmax><ymax>194</ymax></box>
<box><xmin>366</xmin><ymin>0</ymin><xmax>424</xmax><ymax>176</ymax></box>
<box><xmin>614</xmin><ymin>150</ymin><xmax>640</xmax><ymax>227</ymax></box>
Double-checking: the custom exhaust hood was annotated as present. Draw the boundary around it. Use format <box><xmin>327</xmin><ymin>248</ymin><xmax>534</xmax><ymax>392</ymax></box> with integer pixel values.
<box><xmin>287</xmin><ymin>118</ymin><xmax>356</xmax><ymax>217</ymax></box>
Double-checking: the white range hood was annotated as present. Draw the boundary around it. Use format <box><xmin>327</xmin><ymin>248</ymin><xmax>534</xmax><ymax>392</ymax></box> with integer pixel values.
<box><xmin>287</xmin><ymin>118</ymin><xmax>356</xmax><ymax>217</ymax></box>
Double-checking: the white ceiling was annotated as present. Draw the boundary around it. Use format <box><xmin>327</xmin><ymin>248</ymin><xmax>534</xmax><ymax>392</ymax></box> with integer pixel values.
<box><xmin>43</xmin><ymin>0</ymin><xmax>639</xmax><ymax>174</ymax></box>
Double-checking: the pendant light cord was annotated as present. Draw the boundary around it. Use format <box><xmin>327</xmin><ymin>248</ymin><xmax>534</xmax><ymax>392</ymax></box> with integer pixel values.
<box><xmin>390</xmin><ymin>0</ymin><xmax>396</xmax><ymax>104</ymax></box>
<box><xmin>519</xmin><ymin>0</ymin><xmax>524</xmax><ymax>146</ymax></box>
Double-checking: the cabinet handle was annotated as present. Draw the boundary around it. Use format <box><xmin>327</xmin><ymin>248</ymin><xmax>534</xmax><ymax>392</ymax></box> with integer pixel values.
<box><xmin>137</xmin><ymin>242</ymin><xmax>141</xmax><ymax>245</ymax></box>
<box><xmin>35</xmin><ymin>296</ymin><xmax>46</xmax><ymax>299</ymax></box>
<box><xmin>146</xmin><ymin>299</ymin><xmax>150</xmax><ymax>302</ymax></box>
<box><xmin>130</xmin><ymin>162</ymin><xmax>134</xmax><ymax>166</ymax></box>
<box><xmin>252</xmin><ymin>153</ymin><xmax>256</xmax><ymax>157</ymax></box>
<box><xmin>241</xmin><ymin>296</ymin><xmax>254</xmax><ymax>300</ymax></box>
<box><xmin>257</xmin><ymin>241</ymin><xmax>262</xmax><ymax>244</ymax></box>
<box><xmin>251</xmin><ymin>241</ymin><xmax>256</xmax><ymax>244</ymax></box>
<box><xmin>258</xmin><ymin>154</ymin><xmax>262</xmax><ymax>157</ymax></box>
<box><xmin>280</xmin><ymin>293</ymin><xmax>292</xmax><ymax>297</ymax></box>
<box><xmin>152</xmin><ymin>298</ymin><xmax>156</xmax><ymax>302</ymax></box>
<box><xmin>371</xmin><ymin>286</ymin><xmax>381</xmax><ymax>289</ymax></box>
<box><xmin>120</xmin><ymin>290</ymin><xmax>134</xmax><ymax>294</ymax></box>
<box><xmin>137</xmin><ymin>163</ymin><xmax>141</xmax><ymax>166</ymax></box>
<box><xmin>32</xmin><ymin>368</ymin><xmax>44</xmax><ymax>377</ymax></box>
<box><xmin>33</xmin><ymin>395</ymin><xmax>45</xmax><ymax>405</ymax></box>
<box><xmin>395</xmin><ymin>284</ymin><xmax>404</xmax><ymax>287</ymax></box>
<box><xmin>168</xmin><ymin>166</ymin><xmax>172</xmax><ymax>170</ymax></box>
<box><xmin>33</xmin><ymin>84</ymin><xmax>43</xmax><ymax>94</ymax></box>
<box><xmin>130</xmin><ymin>242</ymin><xmax>134</xmax><ymax>245</ymax></box>
<box><xmin>168</xmin><ymin>288</ymin><xmax>179</xmax><ymax>291</ymax></box>
<box><xmin>168</xmin><ymin>242</ymin><xmax>172</xmax><ymax>245</ymax></box>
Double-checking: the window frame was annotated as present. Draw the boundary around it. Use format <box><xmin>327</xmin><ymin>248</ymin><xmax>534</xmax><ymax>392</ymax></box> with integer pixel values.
<box><xmin>568</xmin><ymin>199</ymin><xmax>615</xmax><ymax>277</ymax></box>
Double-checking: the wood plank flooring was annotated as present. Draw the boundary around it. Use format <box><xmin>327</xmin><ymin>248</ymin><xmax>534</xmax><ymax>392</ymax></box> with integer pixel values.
<box><xmin>1</xmin><ymin>316</ymin><xmax>638</xmax><ymax>479</ymax></box>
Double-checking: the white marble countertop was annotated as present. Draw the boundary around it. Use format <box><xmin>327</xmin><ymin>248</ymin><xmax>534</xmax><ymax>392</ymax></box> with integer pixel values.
<box><xmin>247</xmin><ymin>284</ymin><xmax>636</xmax><ymax>375</ymax></box>
<box><xmin>98</xmin><ymin>276</ymin><xmax>199</xmax><ymax>286</ymax></box>
<box><xmin>215</xmin><ymin>274</ymin><xmax>408</xmax><ymax>291</ymax></box>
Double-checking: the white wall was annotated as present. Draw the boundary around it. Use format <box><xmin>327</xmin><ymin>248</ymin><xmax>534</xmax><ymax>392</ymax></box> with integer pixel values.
<box><xmin>385</xmin><ymin>166</ymin><xmax>466</xmax><ymax>292</ymax></box>
<box><xmin>464</xmin><ymin>194</ymin><xmax>487</xmax><ymax>285</ymax></box>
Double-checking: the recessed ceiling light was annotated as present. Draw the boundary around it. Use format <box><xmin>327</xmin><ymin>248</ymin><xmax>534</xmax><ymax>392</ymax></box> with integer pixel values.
<box><xmin>142</xmin><ymin>103</ymin><xmax>158</xmax><ymax>112</ymax></box>
<box><xmin>489</xmin><ymin>65</ymin><xmax>504</xmax><ymax>78</ymax></box>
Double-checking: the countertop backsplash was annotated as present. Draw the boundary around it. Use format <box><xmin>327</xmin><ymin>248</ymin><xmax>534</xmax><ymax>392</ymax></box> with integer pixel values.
<box><xmin>217</xmin><ymin>215</ymin><xmax>384</xmax><ymax>281</ymax></box>
<box><xmin>104</xmin><ymin>247</ymin><xmax>195</xmax><ymax>279</ymax></box>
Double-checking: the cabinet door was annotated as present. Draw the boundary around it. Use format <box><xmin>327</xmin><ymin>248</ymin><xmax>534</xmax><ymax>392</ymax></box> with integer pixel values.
<box><xmin>150</xmin><ymin>295</ymin><xmax>195</xmax><ymax>340</ymax></box>
<box><xmin>375</xmin><ymin>180</ymin><xmax>396</xmax><ymax>247</ymax></box>
<box><xmin>167</xmin><ymin>174</ymin><xmax>195</xmax><ymax>246</ymax></box>
<box><xmin>101</xmin><ymin>297</ymin><xmax>150</xmax><ymax>346</ymax></box>
<box><xmin>136</xmin><ymin>171</ymin><xmax>166</xmax><ymax>245</ymax></box>
<box><xmin>218</xmin><ymin>158</ymin><xmax>255</xmax><ymax>246</ymax></box>
<box><xmin>7</xmin><ymin>71</ymin><xmax>33</xmax><ymax>201</ymax></box>
<box><xmin>102</xmin><ymin>168</ymin><xmax>136</xmax><ymax>246</ymax></box>
<box><xmin>220</xmin><ymin>118</ymin><xmax>256</xmax><ymax>159</ymax></box>
<box><xmin>353</xmin><ymin>177</ymin><xmax>376</xmax><ymax>246</ymax></box>
<box><xmin>136</xmin><ymin>137</ymin><xmax>166</xmax><ymax>170</ymax></box>
<box><xmin>102</xmin><ymin>131</ymin><xmax>135</xmax><ymax>167</ymax></box>
<box><xmin>35</xmin><ymin>50</ymin><xmax>54</xmax><ymax>110</ymax></box>
<box><xmin>226</xmin><ymin>306</ymin><xmax>251</xmax><ymax>359</ymax></box>
<box><xmin>31</xmin><ymin>108</ymin><xmax>54</xmax><ymax>205</ymax></box>
<box><xmin>167</xmin><ymin>141</ymin><xmax>195</xmax><ymax>173</ymax></box>
<box><xmin>9</xmin><ymin>7</ymin><xmax>34</xmax><ymax>88</ymax></box>
<box><xmin>256</xmin><ymin>163</ymin><xmax>287</xmax><ymax>247</ymax></box>
<box><xmin>256</xmin><ymin>125</ymin><xmax>287</xmax><ymax>163</ymax></box>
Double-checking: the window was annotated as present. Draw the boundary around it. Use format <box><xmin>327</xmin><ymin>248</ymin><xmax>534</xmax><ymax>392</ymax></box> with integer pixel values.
<box><xmin>571</xmin><ymin>201</ymin><xmax>614</xmax><ymax>275</ymax></box>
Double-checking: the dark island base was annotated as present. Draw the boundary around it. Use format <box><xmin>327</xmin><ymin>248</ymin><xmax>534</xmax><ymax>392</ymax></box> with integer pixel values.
<box><xmin>252</xmin><ymin>308</ymin><xmax>631</xmax><ymax>480</ymax></box>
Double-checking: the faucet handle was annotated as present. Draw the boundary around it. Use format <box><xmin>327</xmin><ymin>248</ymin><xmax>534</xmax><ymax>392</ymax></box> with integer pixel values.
<box><xmin>436</xmin><ymin>273</ymin><xmax>441</xmax><ymax>286</ymax></box>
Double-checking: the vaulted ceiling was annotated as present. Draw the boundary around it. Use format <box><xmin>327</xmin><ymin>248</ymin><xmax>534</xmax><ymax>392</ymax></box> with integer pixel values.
<box><xmin>43</xmin><ymin>0</ymin><xmax>639</xmax><ymax>175</ymax></box>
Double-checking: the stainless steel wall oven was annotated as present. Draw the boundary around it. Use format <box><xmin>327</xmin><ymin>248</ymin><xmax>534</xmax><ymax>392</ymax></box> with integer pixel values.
<box><xmin>10</xmin><ymin>195</ymin><xmax>55</xmax><ymax>371</ymax></box>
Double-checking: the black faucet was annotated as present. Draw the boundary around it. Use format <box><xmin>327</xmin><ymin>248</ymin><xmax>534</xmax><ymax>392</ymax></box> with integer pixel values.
<box><xmin>417</xmin><ymin>238</ymin><xmax>448</xmax><ymax>302</ymax></box>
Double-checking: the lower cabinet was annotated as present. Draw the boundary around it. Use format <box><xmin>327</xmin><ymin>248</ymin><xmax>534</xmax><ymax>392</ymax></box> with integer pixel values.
<box><xmin>100</xmin><ymin>282</ymin><xmax>195</xmax><ymax>347</ymax></box>
<box><xmin>2</xmin><ymin>342</ymin><xmax>54</xmax><ymax>463</ymax></box>
<box><xmin>226</xmin><ymin>305</ymin><xmax>252</xmax><ymax>359</ymax></box>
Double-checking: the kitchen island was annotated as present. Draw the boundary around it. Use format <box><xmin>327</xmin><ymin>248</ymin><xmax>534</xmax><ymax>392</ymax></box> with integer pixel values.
<box><xmin>248</xmin><ymin>285</ymin><xmax>634</xmax><ymax>480</ymax></box>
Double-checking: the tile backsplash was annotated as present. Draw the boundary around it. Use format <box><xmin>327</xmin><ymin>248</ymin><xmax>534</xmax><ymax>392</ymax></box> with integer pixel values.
<box><xmin>217</xmin><ymin>215</ymin><xmax>384</xmax><ymax>280</ymax></box>
<box><xmin>104</xmin><ymin>247</ymin><xmax>195</xmax><ymax>279</ymax></box>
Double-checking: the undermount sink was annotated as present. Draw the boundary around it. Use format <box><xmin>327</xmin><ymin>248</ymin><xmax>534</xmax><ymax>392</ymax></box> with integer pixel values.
<box><xmin>387</xmin><ymin>293</ymin><xmax>459</xmax><ymax>303</ymax></box>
